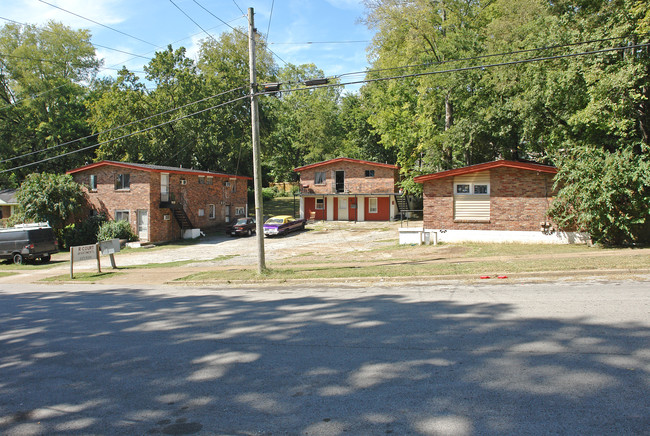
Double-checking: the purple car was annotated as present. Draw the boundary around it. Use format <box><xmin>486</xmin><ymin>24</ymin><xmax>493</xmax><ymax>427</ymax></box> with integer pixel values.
<box><xmin>263</xmin><ymin>215</ymin><xmax>307</xmax><ymax>237</ymax></box>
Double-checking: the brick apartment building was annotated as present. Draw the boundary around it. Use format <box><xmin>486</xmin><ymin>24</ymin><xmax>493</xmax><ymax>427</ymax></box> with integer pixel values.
<box><xmin>68</xmin><ymin>161</ymin><xmax>250</xmax><ymax>243</ymax></box>
<box><xmin>293</xmin><ymin>158</ymin><xmax>403</xmax><ymax>221</ymax></box>
<box><xmin>411</xmin><ymin>159</ymin><xmax>589</xmax><ymax>243</ymax></box>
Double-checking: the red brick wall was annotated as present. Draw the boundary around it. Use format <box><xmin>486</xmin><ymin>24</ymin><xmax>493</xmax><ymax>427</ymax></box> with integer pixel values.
<box><xmin>299</xmin><ymin>162</ymin><xmax>398</xmax><ymax>194</ymax></box>
<box><xmin>72</xmin><ymin>166</ymin><xmax>248</xmax><ymax>243</ymax></box>
<box><xmin>422</xmin><ymin>167</ymin><xmax>557</xmax><ymax>231</ymax></box>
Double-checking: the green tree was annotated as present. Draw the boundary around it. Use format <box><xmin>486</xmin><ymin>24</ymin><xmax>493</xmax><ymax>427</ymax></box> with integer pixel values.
<box><xmin>0</xmin><ymin>21</ymin><xmax>100</xmax><ymax>185</ymax></box>
<box><xmin>16</xmin><ymin>173</ymin><xmax>85</xmax><ymax>230</ymax></box>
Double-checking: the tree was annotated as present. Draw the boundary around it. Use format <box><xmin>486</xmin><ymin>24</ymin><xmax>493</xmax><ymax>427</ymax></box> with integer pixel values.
<box><xmin>16</xmin><ymin>173</ymin><xmax>85</xmax><ymax>230</ymax></box>
<box><xmin>0</xmin><ymin>21</ymin><xmax>100</xmax><ymax>185</ymax></box>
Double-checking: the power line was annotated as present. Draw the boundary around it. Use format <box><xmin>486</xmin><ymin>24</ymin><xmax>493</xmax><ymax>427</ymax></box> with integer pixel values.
<box><xmin>169</xmin><ymin>0</ymin><xmax>217</xmax><ymax>44</ymax></box>
<box><xmin>0</xmin><ymin>86</ymin><xmax>246</xmax><ymax>164</ymax></box>
<box><xmin>257</xmin><ymin>42</ymin><xmax>650</xmax><ymax>96</ymax></box>
<box><xmin>336</xmin><ymin>34</ymin><xmax>648</xmax><ymax>80</ymax></box>
<box><xmin>0</xmin><ymin>93</ymin><xmax>250</xmax><ymax>174</ymax></box>
<box><xmin>266</xmin><ymin>0</ymin><xmax>275</xmax><ymax>42</ymax></box>
<box><xmin>37</xmin><ymin>0</ymin><xmax>160</xmax><ymax>48</ymax></box>
<box><xmin>270</xmin><ymin>40</ymin><xmax>370</xmax><ymax>45</ymax></box>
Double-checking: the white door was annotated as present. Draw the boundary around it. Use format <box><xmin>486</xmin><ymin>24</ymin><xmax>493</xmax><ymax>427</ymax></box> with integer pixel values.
<box><xmin>137</xmin><ymin>210</ymin><xmax>149</xmax><ymax>241</ymax></box>
<box><xmin>160</xmin><ymin>174</ymin><xmax>169</xmax><ymax>202</ymax></box>
<box><xmin>338</xmin><ymin>197</ymin><xmax>348</xmax><ymax>221</ymax></box>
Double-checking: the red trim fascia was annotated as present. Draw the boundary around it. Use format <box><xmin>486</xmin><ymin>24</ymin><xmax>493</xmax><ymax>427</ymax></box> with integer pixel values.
<box><xmin>413</xmin><ymin>160</ymin><xmax>557</xmax><ymax>183</ymax></box>
<box><xmin>294</xmin><ymin>157</ymin><xmax>399</xmax><ymax>172</ymax></box>
<box><xmin>67</xmin><ymin>160</ymin><xmax>252</xmax><ymax>180</ymax></box>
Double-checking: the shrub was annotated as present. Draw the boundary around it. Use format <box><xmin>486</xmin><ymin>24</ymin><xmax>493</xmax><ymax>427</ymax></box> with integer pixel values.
<box><xmin>97</xmin><ymin>220</ymin><xmax>138</xmax><ymax>242</ymax></box>
<box><xmin>62</xmin><ymin>214</ymin><xmax>107</xmax><ymax>248</ymax></box>
<box><xmin>262</xmin><ymin>187</ymin><xmax>278</xmax><ymax>201</ymax></box>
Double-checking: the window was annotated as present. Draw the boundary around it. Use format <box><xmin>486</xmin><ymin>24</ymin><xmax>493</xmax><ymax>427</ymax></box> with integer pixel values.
<box><xmin>365</xmin><ymin>170</ymin><xmax>375</xmax><ymax>178</ymax></box>
<box><xmin>180</xmin><ymin>177</ymin><xmax>187</xmax><ymax>185</ymax></box>
<box><xmin>474</xmin><ymin>184</ymin><xmax>489</xmax><ymax>195</ymax></box>
<box><xmin>115</xmin><ymin>210</ymin><xmax>130</xmax><ymax>222</ymax></box>
<box><xmin>315</xmin><ymin>198</ymin><xmax>324</xmax><ymax>210</ymax></box>
<box><xmin>206</xmin><ymin>176</ymin><xmax>213</xmax><ymax>185</ymax></box>
<box><xmin>198</xmin><ymin>208</ymin><xmax>205</xmax><ymax>217</ymax></box>
<box><xmin>198</xmin><ymin>176</ymin><xmax>205</xmax><ymax>184</ymax></box>
<box><xmin>115</xmin><ymin>173</ymin><xmax>130</xmax><ymax>190</ymax></box>
<box><xmin>368</xmin><ymin>198</ymin><xmax>378</xmax><ymax>213</ymax></box>
<box><xmin>315</xmin><ymin>171</ymin><xmax>326</xmax><ymax>185</ymax></box>
<box><xmin>163</xmin><ymin>214</ymin><xmax>171</xmax><ymax>221</ymax></box>
<box><xmin>208</xmin><ymin>204</ymin><xmax>216</xmax><ymax>219</ymax></box>
<box><xmin>455</xmin><ymin>183</ymin><xmax>489</xmax><ymax>195</ymax></box>
<box><xmin>89</xmin><ymin>174</ymin><xmax>97</xmax><ymax>191</ymax></box>
<box><xmin>236</xmin><ymin>207</ymin><xmax>245</xmax><ymax>215</ymax></box>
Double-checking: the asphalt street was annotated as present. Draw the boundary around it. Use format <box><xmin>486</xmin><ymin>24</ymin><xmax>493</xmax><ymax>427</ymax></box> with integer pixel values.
<box><xmin>0</xmin><ymin>280</ymin><xmax>648</xmax><ymax>435</ymax></box>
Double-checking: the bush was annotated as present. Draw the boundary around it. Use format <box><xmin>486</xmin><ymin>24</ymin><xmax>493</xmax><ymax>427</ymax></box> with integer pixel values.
<box><xmin>62</xmin><ymin>214</ymin><xmax>107</xmax><ymax>249</ymax></box>
<box><xmin>97</xmin><ymin>220</ymin><xmax>138</xmax><ymax>242</ymax></box>
<box><xmin>262</xmin><ymin>187</ymin><xmax>278</xmax><ymax>201</ymax></box>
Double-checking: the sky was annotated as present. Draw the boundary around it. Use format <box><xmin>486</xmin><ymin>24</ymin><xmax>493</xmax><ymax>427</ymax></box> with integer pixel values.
<box><xmin>2</xmin><ymin>0</ymin><xmax>375</xmax><ymax>92</ymax></box>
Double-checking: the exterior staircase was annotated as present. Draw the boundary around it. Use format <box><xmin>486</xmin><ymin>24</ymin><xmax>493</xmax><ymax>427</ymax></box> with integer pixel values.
<box><xmin>394</xmin><ymin>194</ymin><xmax>409</xmax><ymax>216</ymax></box>
<box><xmin>172</xmin><ymin>207</ymin><xmax>193</xmax><ymax>230</ymax></box>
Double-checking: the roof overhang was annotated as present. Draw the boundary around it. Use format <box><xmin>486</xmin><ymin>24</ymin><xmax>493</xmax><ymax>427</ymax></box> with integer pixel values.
<box><xmin>413</xmin><ymin>160</ymin><xmax>557</xmax><ymax>183</ymax></box>
<box><xmin>66</xmin><ymin>160</ymin><xmax>252</xmax><ymax>180</ymax></box>
<box><xmin>294</xmin><ymin>158</ymin><xmax>399</xmax><ymax>172</ymax></box>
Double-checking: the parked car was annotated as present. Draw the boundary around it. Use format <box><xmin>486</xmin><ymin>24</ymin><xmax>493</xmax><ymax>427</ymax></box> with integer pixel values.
<box><xmin>0</xmin><ymin>224</ymin><xmax>59</xmax><ymax>264</ymax></box>
<box><xmin>227</xmin><ymin>217</ymin><xmax>256</xmax><ymax>236</ymax></box>
<box><xmin>263</xmin><ymin>215</ymin><xmax>307</xmax><ymax>237</ymax></box>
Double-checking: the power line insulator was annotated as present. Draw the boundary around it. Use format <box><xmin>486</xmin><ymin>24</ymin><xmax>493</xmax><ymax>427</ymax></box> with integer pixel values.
<box><xmin>262</xmin><ymin>83</ymin><xmax>281</xmax><ymax>92</ymax></box>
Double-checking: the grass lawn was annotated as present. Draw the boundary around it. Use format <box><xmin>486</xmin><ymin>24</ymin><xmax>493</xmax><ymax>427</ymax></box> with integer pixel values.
<box><xmin>41</xmin><ymin>271</ymin><xmax>123</xmax><ymax>282</ymax></box>
<box><xmin>263</xmin><ymin>196</ymin><xmax>300</xmax><ymax>218</ymax></box>
<box><xmin>175</xmin><ymin>243</ymin><xmax>650</xmax><ymax>283</ymax></box>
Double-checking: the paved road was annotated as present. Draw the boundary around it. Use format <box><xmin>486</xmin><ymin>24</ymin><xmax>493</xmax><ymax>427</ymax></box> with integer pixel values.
<box><xmin>0</xmin><ymin>280</ymin><xmax>648</xmax><ymax>435</ymax></box>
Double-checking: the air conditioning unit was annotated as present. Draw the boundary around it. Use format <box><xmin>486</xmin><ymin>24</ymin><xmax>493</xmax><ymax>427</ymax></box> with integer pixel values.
<box><xmin>180</xmin><ymin>179</ymin><xmax>187</xmax><ymax>185</ymax></box>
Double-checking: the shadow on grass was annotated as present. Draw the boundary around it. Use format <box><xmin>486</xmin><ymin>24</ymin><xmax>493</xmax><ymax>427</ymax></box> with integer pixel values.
<box><xmin>0</xmin><ymin>284</ymin><xmax>647</xmax><ymax>434</ymax></box>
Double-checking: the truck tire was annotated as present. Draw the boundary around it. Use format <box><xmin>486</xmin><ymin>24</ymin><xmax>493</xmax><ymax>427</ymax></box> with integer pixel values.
<box><xmin>13</xmin><ymin>253</ymin><xmax>23</xmax><ymax>265</ymax></box>
<box><xmin>41</xmin><ymin>254</ymin><xmax>51</xmax><ymax>263</ymax></box>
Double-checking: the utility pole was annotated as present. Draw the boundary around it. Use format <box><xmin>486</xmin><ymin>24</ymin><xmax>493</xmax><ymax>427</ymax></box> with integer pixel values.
<box><xmin>248</xmin><ymin>7</ymin><xmax>266</xmax><ymax>273</ymax></box>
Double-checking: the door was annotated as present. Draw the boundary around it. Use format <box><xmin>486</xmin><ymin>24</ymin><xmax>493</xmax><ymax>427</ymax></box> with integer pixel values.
<box><xmin>335</xmin><ymin>170</ymin><xmax>345</xmax><ymax>193</ymax></box>
<box><xmin>338</xmin><ymin>197</ymin><xmax>348</xmax><ymax>221</ymax></box>
<box><xmin>160</xmin><ymin>173</ymin><xmax>170</xmax><ymax>202</ymax></box>
<box><xmin>349</xmin><ymin>197</ymin><xmax>357</xmax><ymax>221</ymax></box>
<box><xmin>137</xmin><ymin>210</ymin><xmax>149</xmax><ymax>241</ymax></box>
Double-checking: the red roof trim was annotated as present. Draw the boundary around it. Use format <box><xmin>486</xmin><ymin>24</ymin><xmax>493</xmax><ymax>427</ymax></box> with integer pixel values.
<box><xmin>293</xmin><ymin>157</ymin><xmax>398</xmax><ymax>172</ymax></box>
<box><xmin>413</xmin><ymin>160</ymin><xmax>557</xmax><ymax>183</ymax></box>
<box><xmin>66</xmin><ymin>161</ymin><xmax>252</xmax><ymax>180</ymax></box>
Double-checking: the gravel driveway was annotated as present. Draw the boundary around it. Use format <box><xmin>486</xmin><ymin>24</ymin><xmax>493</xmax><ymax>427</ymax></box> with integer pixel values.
<box><xmin>110</xmin><ymin>221</ymin><xmax>406</xmax><ymax>267</ymax></box>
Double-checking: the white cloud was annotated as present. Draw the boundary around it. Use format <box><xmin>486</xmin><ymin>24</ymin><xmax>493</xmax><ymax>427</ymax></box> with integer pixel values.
<box><xmin>4</xmin><ymin>0</ymin><xmax>127</xmax><ymax>28</ymax></box>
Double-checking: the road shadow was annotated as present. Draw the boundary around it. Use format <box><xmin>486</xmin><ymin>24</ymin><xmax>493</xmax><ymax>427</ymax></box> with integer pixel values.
<box><xmin>0</xmin><ymin>285</ymin><xmax>648</xmax><ymax>435</ymax></box>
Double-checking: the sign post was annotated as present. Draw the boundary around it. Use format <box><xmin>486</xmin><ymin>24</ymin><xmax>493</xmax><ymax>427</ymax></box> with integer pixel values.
<box><xmin>70</xmin><ymin>244</ymin><xmax>101</xmax><ymax>279</ymax></box>
<box><xmin>99</xmin><ymin>239</ymin><xmax>120</xmax><ymax>269</ymax></box>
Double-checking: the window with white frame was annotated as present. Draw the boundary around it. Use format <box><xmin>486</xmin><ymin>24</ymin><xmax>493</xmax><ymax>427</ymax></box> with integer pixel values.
<box><xmin>235</xmin><ymin>207</ymin><xmax>245</xmax><ymax>215</ymax></box>
<box><xmin>455</xmin><ymin>182</ymin><xmax>489</xmax><ymax>195</ymax></box>
<box><xmin>368</xmin><ymin>197</ymin><xmax>378</xmax><ymax>213</ymax></box>
<box><xmin>206</xmin><ymin>176</ymin><xmax>213</xmax><ymax>185</ymax></box>
<box><xmin>114</xmin><ymin>173</ymin><xmax>130</xmax><ymax>190</ymax></box>
<box><xmin>115</xmin><ymin>210</ymin><xmax>130</xmax><ymax>222</ymax></box>
<box><xmin>314</xmin><ymin>172</ymin><xmax>326</xmax><ymax>185</ymax></box>
<box><xmin>315</xmin><ymin>198</ymin><xmax>324</xmax><ymax>210</ymax></box>
<box><xmin>198</xmin><ymin>208</ymin><xmax>205</xmax><ymax>217</ymax></box>
<box><xmin>208</xmin><ymin>204</ymin><xmax>216</xmax><ymax>219</ymax></box>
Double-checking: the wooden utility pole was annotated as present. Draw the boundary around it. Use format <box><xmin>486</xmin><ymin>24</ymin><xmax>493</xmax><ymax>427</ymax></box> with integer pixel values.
<box><xmin>248</xmin><ymin>7</ymin><xmax>266</xmax><ymax>273</ymax></box>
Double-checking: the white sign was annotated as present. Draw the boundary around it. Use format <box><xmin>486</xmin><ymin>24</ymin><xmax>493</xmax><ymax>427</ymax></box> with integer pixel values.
<box><xmin>99</xmin><ymin>239</ymin><xmax>120</xmax><ymax>255</ymax></box>
<box><xmin>72</xmin><ymin>244</ymin><xmax>98</xmax><ymax>262</ymax></box>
